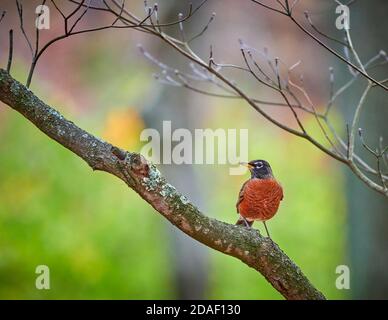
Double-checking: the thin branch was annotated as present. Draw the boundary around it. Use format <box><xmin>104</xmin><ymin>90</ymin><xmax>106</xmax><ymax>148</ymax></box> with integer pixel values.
<box><xmin>25</xmin><ymin>0</ymin><xmax>143</xmax><ymax>87</ymax></box>
<box><xmin>326</xmin><ymin>67</ymin><xmax>335</xmax><ymax>115</ymax></box>
<box><xmin>83</xmin><ymin>0</ymin><xmax>209</xmax><ymax>29</ymax></box>
<box><xmin>348</xmin><ymin>159</ymin><xmax>388</xmax><ymax>196</ymax></box>
<box><xmin>288</xmin><ymin>14</ymin><xmax>386</xmax><ymax>89</ymax></box>
<box><xmin>251</xmin><ymin>0</ymin><xmax>288</xmax><ymax>16</ymax></box>
<box><xmin>276</xmin><ymin>0</ymin><xmax>288</xmax><ymax>12</ymax></box>
<box><xmin>16</xmin><ymin>0</ymin><xmax>34</xmax><ymax>58</ymax></box>
<box><xmin>241</xmin><ymin>47</ymin><xmax>279</xmax><ymax>91</ymax></box>
<box><xmin>26</xmin><ymin>0</ymin><xmax>48</xmax><ymax>87</ymax></box>
<box><xmin>142</xmin><ymin>48</ymin><xmax>320</xmax><ymax>116</ymax></box>
<box><xmin>0</xmin><ymin>10</ymin><xmax>5</xmax><ymax>24</ymax></box>
<box><xmin>325</xmin><ymin>119</ymin><xmax>387</xmax><ymax>180</ymax></box>
<box><xmin>341</xmin><ymin>12</ymin><xmax>366</xmax><ymax>75</ymax></box>
<box><xmin>304</xmin><ymin>11</ymin><xmax>348</xmax><ymax>47</ymax></box>
<box><xmin>7</xmin><ymin>30</ymin><xmax>13</xmax><ymax>73</ymax></box>
<box><xmin>249</xmin><ymin>0</ymin><xmax>388</xmax><ymax>90</ymax></box>
<box><xmin>289</xmin><ymin>0</ymin><xmax>300</xmax><ymax>14</ymax></box>
<box><xmin>68</xmin><ymin>0</ymin><xmax>91</xmax><ymax>34</ymax></box>
<box><xmin>325</xmin><ymin>50</ymin><xmax>387</xmax><ymax>115</ymax></box>
<box><xmin>288</xmin><ymin>74</ymin><xmax>340</xmax><ymax>154</ymax></box>
<box><xmin>188</xmin><ymin>12</ymin><xmax>216</xmax><ymax>43</ymax></box>
<box><xmin>348</xmin><ymin>84</ymin><xmax>371</xmax><ymax>160</ymax></box>
<box><xmin>358</xmin><ymin>129</ymin><xmax>388</xmax><ymax>191</ymax></box>
<box><xmin>380</xmin><ymin>137</ymin><xmax>388</xmax><ymax>170</ymax></box>
<box><xmin>51</xmin><ymin>0</ymin><xmax>66</xmax><ymax>19</ymax></box>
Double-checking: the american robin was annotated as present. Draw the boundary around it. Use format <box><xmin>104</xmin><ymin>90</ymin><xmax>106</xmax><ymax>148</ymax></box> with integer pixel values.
<box><xmin>236</xmin><ymin>160</ymin><xmax>283</xmax><ymax>238</ymax></box>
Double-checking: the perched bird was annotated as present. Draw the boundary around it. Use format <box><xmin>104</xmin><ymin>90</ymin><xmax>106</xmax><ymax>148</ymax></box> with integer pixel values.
<box><xmin>236</xmin><ymin>160</ymin><xmax>283</xmax><ymax>238</ymax></box>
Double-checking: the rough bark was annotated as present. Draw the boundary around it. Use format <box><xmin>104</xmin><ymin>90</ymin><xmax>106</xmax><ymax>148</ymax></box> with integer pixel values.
<box><xmin>0</xmin><ymin>68</ymin><xmax>325</xmax><ymax>300</ymax></box>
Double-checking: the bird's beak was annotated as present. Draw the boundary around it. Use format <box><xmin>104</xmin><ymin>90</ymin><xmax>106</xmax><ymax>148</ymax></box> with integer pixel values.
<box><xmin>239</xmin><ymin>162</ymin><xmax>253</xmax><ymax>169</ymax></box>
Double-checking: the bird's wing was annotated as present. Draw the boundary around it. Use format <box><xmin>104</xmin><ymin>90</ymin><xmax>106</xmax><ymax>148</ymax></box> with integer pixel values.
<box><xmin>236</xmin><ymin>180</ymin><xmax>248</xmax><ymax>214</ymax></box>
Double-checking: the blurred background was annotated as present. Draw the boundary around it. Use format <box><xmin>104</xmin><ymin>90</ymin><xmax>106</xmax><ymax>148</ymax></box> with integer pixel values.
<box><xmin>0</xmin><ymin>0</ymin><xmax>386</xmax><ymax>299</ymax></box>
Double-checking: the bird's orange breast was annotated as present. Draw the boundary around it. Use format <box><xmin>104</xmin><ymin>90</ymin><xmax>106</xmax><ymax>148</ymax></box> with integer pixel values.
<box><xmin>238</xmin><ymin>178</ymin><xmax>283</xmax><ymax>221</ymax></box>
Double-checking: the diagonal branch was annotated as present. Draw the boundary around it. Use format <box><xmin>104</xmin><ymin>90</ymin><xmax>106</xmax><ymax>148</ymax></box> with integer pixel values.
<box><xmin>0</xmin><ymin>68</ymin><xmax>325</xmax><ymax>300</ymax></box>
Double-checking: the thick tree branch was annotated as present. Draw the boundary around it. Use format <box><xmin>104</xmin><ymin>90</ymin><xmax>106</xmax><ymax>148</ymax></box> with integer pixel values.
<box><xmin>0</xmin><ymin>69</ymin><xmax>325</xmax><ymax>300</ymax></box>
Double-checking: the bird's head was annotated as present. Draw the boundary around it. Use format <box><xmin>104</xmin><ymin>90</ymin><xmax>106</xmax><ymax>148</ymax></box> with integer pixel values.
<box><xmin>240</xmin><ymin>159</ymin><xmax>274</xmax><ymax>179</ymax></box>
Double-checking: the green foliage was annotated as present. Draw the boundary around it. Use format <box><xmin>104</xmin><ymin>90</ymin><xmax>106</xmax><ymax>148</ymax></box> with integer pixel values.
<box><xmin>0</xmin><ymin>112</ymin><xmax>172</xmax><ymax>299</ymax></box>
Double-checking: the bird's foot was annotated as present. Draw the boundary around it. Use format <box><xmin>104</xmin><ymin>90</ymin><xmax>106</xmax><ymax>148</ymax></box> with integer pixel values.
<box><xmin>243</xmin><ymin>217</ymin><xmax>252</xmax><ymax>228</ymax></box>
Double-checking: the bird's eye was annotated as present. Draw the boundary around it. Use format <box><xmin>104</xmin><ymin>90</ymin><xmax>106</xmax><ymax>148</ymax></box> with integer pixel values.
<box><xmin>256</xmin><ymin>161</ymin><xmax>263</xmax><ymax>168</ymax></box>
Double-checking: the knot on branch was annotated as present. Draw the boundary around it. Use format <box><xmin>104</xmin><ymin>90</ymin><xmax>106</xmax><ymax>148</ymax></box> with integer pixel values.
<box><xmin>130</xmin><ymin>153</ymin><xmax>150</xmax><ymax>177</ymax></box>
<box><xmin>111</xmin><ymin>147</ymin><xmax>151</xmax><ymax>187</ymax></box>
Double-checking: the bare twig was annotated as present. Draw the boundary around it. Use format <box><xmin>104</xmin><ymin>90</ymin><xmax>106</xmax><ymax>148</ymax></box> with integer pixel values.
<box><xmin>0</xmin><ymin>10</ymin><xmax>5</xmax><ymax>24</ymax></box>
<box><xmin>304</xmin><ymin>11</ymin><xmax>348</xmax><ymax>47</ymax></box>
<box><xmin>358</xmin><ymin>129</ymin><xmax>388</xmax><ymax>191</ymax></box>
<box><xmin>250</xmin><ymin>0</ymin><xmax>388</xmax><ymax>90</ymax></box>
<box><xmin>24</xmin><ymin>0</ymin><xmax>155</xmax><ymax>87</ymax></box>
<box><xmin>16</xmin><ymin>0</ymin><xmax>34</xmax><ymax>57</ymax></box>
<box><xmin>348</xmin><ymin>85</ymin><xmax>371</xmax><ymax>160</ymax></box>
<box><xmin>251</xmin><ymin>0</ymin><xmax>288</xmax><ymax>16</ymax></box>
<box><xmin>188</xmin><ymin>12</ymin><xmax>216</xmax><ymax>43</ymax></box>
<box><xmin>7</xmin><ymin>30</ymin><xmax>13</xmax><ymax>73</ymax></box>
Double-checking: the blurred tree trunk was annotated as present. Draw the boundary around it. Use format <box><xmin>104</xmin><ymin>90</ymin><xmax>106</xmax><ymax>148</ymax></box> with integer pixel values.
<box><xmin>142</xmin><ymin>0</ymin><xmax>209</xmax><ymax>299</ymax></box>
<box><xmin>344</xmin><ymin>0</ymin><xmax>388</xmax><ymax>299</ymax></box>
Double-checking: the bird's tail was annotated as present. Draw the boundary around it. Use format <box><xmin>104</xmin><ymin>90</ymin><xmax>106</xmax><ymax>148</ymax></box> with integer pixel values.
<box><xmin>236</xmin><ymin>216</ymin><xmax>254</xmax><ymax>227</ymax></box>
